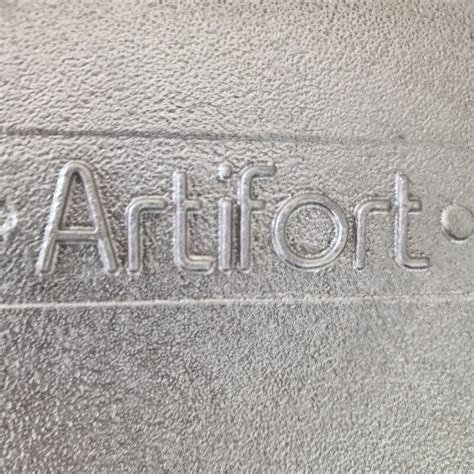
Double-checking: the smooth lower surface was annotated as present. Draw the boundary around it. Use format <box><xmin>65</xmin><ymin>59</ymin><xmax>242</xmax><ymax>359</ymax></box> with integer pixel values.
<box><xmin>2</xmin><ymin>300</ymin><xmax>472</xmax><ymax>471</ymax></box>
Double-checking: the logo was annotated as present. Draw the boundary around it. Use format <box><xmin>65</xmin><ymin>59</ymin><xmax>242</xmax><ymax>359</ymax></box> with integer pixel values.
<box><xmin>29</xmin><ymin>160</ymin><xmax>473</xmax><ymax>276</ymax></box>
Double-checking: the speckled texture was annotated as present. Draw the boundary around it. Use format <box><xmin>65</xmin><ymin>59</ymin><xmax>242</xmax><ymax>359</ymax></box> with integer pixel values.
<box><xmin>1</xmin><ymin>0</ymin><xmax>472</xmax><ymax>143</ymax></box>
<box><xmin>2</xmin><ymin>302</ymin><xmax>472</xmax><ymax>471</ymax></box>
<box><xmin>1</xmin><ymin>0</ymin><xmax>473</xmax><ymax>471</ymax></box>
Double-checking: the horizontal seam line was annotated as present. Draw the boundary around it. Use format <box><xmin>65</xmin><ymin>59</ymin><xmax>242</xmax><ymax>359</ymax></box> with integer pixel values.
<box><xmin>0</xmin><ymin>125</ymin><xmax>470</xmax><ymax>148</ymax></box>
<box><xmin>0</xmin><ymin>293</ymin><xmax>472</xmax><ymax>310</ymax></box>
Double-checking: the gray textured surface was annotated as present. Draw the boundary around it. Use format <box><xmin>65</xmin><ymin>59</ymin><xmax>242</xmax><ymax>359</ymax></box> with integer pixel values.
<box><xmin>1</xmin><ymin>0</ymin><xmax>473</xmax><ymax>471</ymax></box>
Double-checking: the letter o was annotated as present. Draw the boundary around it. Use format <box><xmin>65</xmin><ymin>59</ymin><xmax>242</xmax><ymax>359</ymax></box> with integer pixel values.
<box><xmin>272</xmin><ymin>193</ymin><xmax>349</xmax><ymax>270</ymax></box>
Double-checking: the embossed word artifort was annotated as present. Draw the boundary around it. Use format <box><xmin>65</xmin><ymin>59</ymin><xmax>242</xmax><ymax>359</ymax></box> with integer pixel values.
<box><xmin>33</xmin><ymin>161</ymin><xmax>472</xmax><ymax>275</ymax></box>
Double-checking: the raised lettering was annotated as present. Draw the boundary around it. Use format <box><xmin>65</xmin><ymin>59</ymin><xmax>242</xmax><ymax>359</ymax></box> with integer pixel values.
<box><xmin>272</xmin><ymin>193</ymin><xmax>348</xmax><ymax>270</ymax></box>
<box><xmin>126</xmin><ymin>196</ymin><xmax>168</xmax><ymax>273</ymax></box>
<box><xmin>394</xmin><ymin>173</ymin><xmax>430</xmax><ymax>269</ymax></box>
<box><xmin>37</xmin><ymin>161</ymin><xmax>118</xmax><ymax>273</ymax></box>
<box><xmin>238</xmin><ymin>165</ymin><xmax>275</xmax><ymax>271</ymax></box>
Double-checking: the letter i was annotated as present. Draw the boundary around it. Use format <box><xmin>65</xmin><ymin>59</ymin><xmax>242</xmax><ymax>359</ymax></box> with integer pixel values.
<box><xmin>218</xmin><ymin>163</ymin><xmax>233</xmax><ymax>271</ymax></box>
<box><xmin>218</xmin><ymin>197</ymin><xmax>232</xmax><ymax>271</ymax></box>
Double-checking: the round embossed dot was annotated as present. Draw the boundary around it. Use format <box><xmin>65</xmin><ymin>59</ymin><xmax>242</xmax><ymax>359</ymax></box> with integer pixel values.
<box><xmin>441</xmin><ymin>205</ymin><xmax>474</xmax><ymax>241</ymax></box>
<box><xmin>218</xmin><ymin>163</ymin><xmax>233</xmax><ymax>180</ymax></box>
